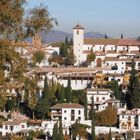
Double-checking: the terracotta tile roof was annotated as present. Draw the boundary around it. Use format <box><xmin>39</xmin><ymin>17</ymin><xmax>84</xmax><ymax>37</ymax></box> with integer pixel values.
<box><xmin>106</xmin><ymin>98</ymin><xmax>120</xmax><ymax>103</ymax></box>
<box><xmin>105</xmin><ymin>57</ymin><xmax>140</xmax><ymax>62</ymax></box>
<box><xmin>84</xmin><ymin>38</ymin><xmax>119</xmax><ymax>45</ymax></box>
<box><xmin>5</xmin><ymin>82</ymin><xmax>24</xmax><ymax>89</ymax></box>
<box><xmin>73</xmin><ymin>24</ymin><xmax>84</xmax><ymax>29</ymax></box>
<box><xmin>117</xmin><ymin>39</ymin><xmax>140</xmax><ymax>46</ymax></box>
<box><xmin>3</xmin><ymin>120</ymin><xmax>27</xmax><ymax>125</ymax></box>
<box><xmin>83</xmin><ymin>50</ymin><xmax>91</xmax><ymax>54</ymax></box>
<box><xmin>105</xmin><ymin>57</ymin><xmax>132</xmax><ymax>62</ymax></box>
<box><xmin>87</xmin><ymin>88</ymin><xmax>111</xmax><ymax>92</ymax></box>
<box><xmin>50</xmin><ymin>103</ymin><xmax>84</xmax><ymax>109</ymax></box>
<box><xmin>84</xmin><ymin>38</ymin><xmax>140</xmax><ymax>46</ymax></box>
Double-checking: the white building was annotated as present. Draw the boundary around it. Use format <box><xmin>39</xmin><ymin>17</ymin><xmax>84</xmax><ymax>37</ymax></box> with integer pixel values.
<box><xmin>118</xmin><ymin>108</ymin><xmax>140</xmax><ymax>131</ymax></box>
<box><xmin>50</xmin><ymin>103</ymin><xmax>85</xmax><ymax>123</ymax></box>
<box><xmin>1</xmin><ymin>120</ymin><xmax>27</xmax><ymax>136</ymax></box>
<box><xmin>73</xmin><ymin>24</ymin><xmax>140</xmax><ymax>74</ymax></box>
<box><xmin>87</xmin><ymin>88</ymin><xmax>120</xmax><ymax>111</ymax></box>
<box><xmin>50</xmin><ymin>103</ymin><xmax>85</xmax><ymax>135</ymax></box>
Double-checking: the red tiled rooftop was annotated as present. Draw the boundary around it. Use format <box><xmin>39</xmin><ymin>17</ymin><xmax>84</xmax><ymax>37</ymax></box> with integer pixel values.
<box><xmin>84</xmin><ymin>38</ymin><xmax>140</xmax><ymax>46</ymax></box>
<box><xmin>50</xmin><ymin>103</ymin><xmax>84</xmax><ymax>110</ymax></box>
<box><xmin>117</xmin><ymin>39</ymin><xmax>140</xmax><ymax>46</ymax></box>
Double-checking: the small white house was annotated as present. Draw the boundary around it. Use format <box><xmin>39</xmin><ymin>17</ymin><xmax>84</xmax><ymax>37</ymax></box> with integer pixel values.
<box><xmin>50</xmin><ymin>103</ymin><xmax>85</xmax><ymax>123</ymax></box>
<box><xmin>87</xmin><ymin>88</ymin><xmax>112</xmax><ymax>111</ymax></box>
<box><xmin>2</xmin><ymin>120</ymin><xmax>27</xmax><ymax>136</ymax></box>
<box><xmin>118</xmin><ymin>108</ymin><xmax>140</xmax><ymax>131</ymax></box>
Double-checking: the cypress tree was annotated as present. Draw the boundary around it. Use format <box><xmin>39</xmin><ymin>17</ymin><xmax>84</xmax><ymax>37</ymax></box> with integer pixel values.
<box><xmin>43</xmin><ymin>76</ymin><xmax>49</xmax><ymax>97</ymax></box>
<box><xmin>58</xmin><ymin>120</ymin><xmax>63</xmax><ymax>140</ymax></box>
<box><xmin>60</xmin><ymin>85</ymin><xmax>65</xmax><ymax>103</ymax></box>
<box><xmin>69</xmin><ymin>38</ymin><xmax>73</xmax><ymax>46</ymax></box>
<box><xmin>60</xmin><ymin>42</ymin><xmax>68</xmax><ymax>57</ymax></box>
<box><xmin>36</xmin><ymin>76</ymin><xmax>50</xmax><ymax>119</ymax></box>
<box><xmin>126</xmin><ymin>60</ymin><xmax>140</xmax><ymax>109</ymax></box>
<box><xmin>91</xmin><ymin>95</ymin><xmax>96</xmax><ymax>139</ymax></box>
<box><xmin>52</xmin><ymin>122</ymin><xmax>58</xmax><ymax>140</ymax></box>
<box><xmin>105</xmin><ymin>33</ymin><xmax>108</xmax><ymax>39</ymax></box>
<box><xmin>112</xmin><ymin>80</ymin><xmax>121</xmax><ymax>100</ymax></box>
<box><xmin>65</xmin><ymin>36</ymin><xmax>69</xmax><ymax>46</ymax></box>
<box><xmin>108</xmin><ymin>127</ymin><xmax>112</xmax><ymax>140</ymax></box>
<box><xmin>66</xmin><ymin>75</ymin><xmax>72</xmax><ymax>103</ymax></box>
<box><xmin>121</xmin><ymin>34</ymin><xmax>123</xmax><ymax>39</ymax></box>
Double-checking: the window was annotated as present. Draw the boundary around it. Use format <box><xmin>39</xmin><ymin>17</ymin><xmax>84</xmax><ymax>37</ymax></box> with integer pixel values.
<box><xmin>96</xmin><ymin>97</ymin><xmax>99</xmax><ymax>102</ymax></box>
<box><xmin>102</xmin><ymin>97</ymin><xmax>105</xmax><ymax>100</ymax></box>
<box><xmin>78</xmin><ymin>110</ymin><xmax>81</xmax><ymax>115</ymax></box>
<box><xmin>71</xmin><ymin>116</ymin><xmax>74</xmax><ymax>121</ymax></box>
<box><xmin>64</xmin><ymin>117</ymin><xmax>67</xmax><ymax>120</ymax></box>
<box><xmin>21</xmin><ymin>125</ymin><xmax>25</xmax><ymax>128</ymax></box>
<box><xmin>71</xmin><ymin>110</ymin><xmax>74</xmax><ymax>114</ymax></box>
<box><xmin>77</xmin><ymin>30</ymin><xmax>79</xmax><ymax>34</ymax></box>
<box><xmin>10</xmin><ymin>126</ymin><xmax>13</xmax><ymax>131</ymax></box>
<box><xmin>64</xmin><ymin>110</ymin><xmax>67</xmax><ymax>113</ymax></box>
<box><xmin>78</xmin><ymin>117</ymin><xmax>81</xmax><ymax>121</ymax></box>
<box><xmin>5</xmin><ymin>126</ymin><xmax>8</xmax><ymax>130</ymax></box>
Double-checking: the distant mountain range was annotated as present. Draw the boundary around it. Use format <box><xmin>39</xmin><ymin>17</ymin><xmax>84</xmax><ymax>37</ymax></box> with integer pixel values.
<box><xmin>26</xmin><ymin>30</ymin><xmax>106</xmax><ymax>44</ymax></box>
<box><xmin>26</xmin><ymin>30</ymin><xmax>139</xmax><ymax>44</ymax></box>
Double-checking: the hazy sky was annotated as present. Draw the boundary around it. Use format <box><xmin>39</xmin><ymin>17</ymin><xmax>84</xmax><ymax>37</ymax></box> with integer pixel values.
<box><xmin>25</xmin><ymin>0</ymin><xmax>140</xmax><ymax>38</ymax></box>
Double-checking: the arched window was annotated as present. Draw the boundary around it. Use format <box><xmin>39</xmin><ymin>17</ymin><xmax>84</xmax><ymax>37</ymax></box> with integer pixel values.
<box><xmin>77</xmin><ymin>30</ymin><xmax>79</xmax><ymax>34</ymax></box>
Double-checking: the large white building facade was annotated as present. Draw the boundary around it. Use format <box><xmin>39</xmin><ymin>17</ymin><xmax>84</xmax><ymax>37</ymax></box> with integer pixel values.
<box><xmin>73</xmin><ymin>24</ymin><xmax>140</xmax><ymax>74</ymax></box>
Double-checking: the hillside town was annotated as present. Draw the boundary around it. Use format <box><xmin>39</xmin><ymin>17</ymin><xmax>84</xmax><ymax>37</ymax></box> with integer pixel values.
<box><xmin>1</xmin><ymin>23</ymin><xmax>140</xmax><ymax>139</ymax></box>
<box><xmin>1</xmin><ymin>1</ymin><xmax>140</xmax><ymax>140</ymax></box>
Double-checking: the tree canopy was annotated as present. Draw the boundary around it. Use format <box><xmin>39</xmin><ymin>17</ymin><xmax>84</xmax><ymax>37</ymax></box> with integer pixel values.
<box><xmin>126</xmin><ymin>60</ymin><xmax>140</xmax><ymax>109</ymax></box>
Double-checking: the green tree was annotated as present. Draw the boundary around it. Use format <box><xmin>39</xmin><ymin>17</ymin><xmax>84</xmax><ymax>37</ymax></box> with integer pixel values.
<box><xmin>0</xmin><ymin>90</ymin><xmax>8</xmax><ymax>111</ymax></box>
<box><xmin>91</xmin><ymin>96</ymin><xmax>96</xmax><ymax>140</ymax></box>
<box><xmin>58</xmin><ymin>120</ymin><xmax>63</xmax><ymax>140</ymax></box>
<box><xmin>69</xmin><ymin>38</ymin><xmax>73</xmax><ymax>46</ymax></box>
<box><xmin>112</xmin><ymin>80</ymin><xmax>121</xmax><ymax>100</ymax></box>
<box><xmin>71</xmin><ymin>120</ymin><xmax>89</xmax><ymax>139</ymax></box>
<box><xmin>105</xmin><ymin>34</ymin><xmax>108</xmax><ymax>39</ymax></box>
<box><xmin>0</xmin><ymin>1</ymin><xmax>57</xmax><ymax>114</ymax></box>
<box><xmin>23</xmin><ymin>77</ymin><xmax>37</xmax><ymax>119</ymax></box>
<box><xmin>52</xmin><ymin>122</ymin><xmax>59</xmax><ymax>140</ymax></box>
<box><xmin>36</xmin><ymin>76</ymin><xmax>50</xmax><ymax>119</ymax></box>
<box><xmin>60</xmin><ymin>42</ymin><xmax>68</xmax><ymax>57</ymax></box>
<box><xmin>60</xmin><ymin>85</ymin><xmax>65</xmax><ymax>103</ymax></box>
<box><xmin>137</xmin><ymin>36</ymin><xmax>140</xmax><ymax>41</ymax></box>
<box><xmin>33</xmin><ymin>51</ymin><xmax>45</xmax><ymax>64</ymax></box>
<box><xmin>25</xmin><ymin>5</ymin><xmax>58</xmax><ymax>37</ymax></box>
<box><xmin>5</xmin><ymin>97</ymin><xmax>16</xmax><ymax>112</ymax></box>
<box><xmin>87</xmin><ymin>52</ymin><xmax>96</xmax><ymax>63</ymax></box>
<box><xmin>108</xmin><ymin>127</ymin><xmax>112</xmax><ymax>140</ymax></box>
<box><xmin>126</xmin><ymin>60</ymin><xmax>140</xmax><ymax>109</ymax></box>
<box><xmin>65</xmin><ymin>36</ymin><xmax>69</xmax><ymax>46</ymax></box>
<box><xmin>121</xmin><ymin>34</ymin><xmax>123</xmax><ymax>39</ymax></box>
<box><xmin>64</xmin><ymin>49</ymin><xmax>75</xmax><ymax>66</ymax></box>
<box><xmin>65</xmin><ymin>75</ymin><xmax>72</xmax><ymax>103</ymax></box>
